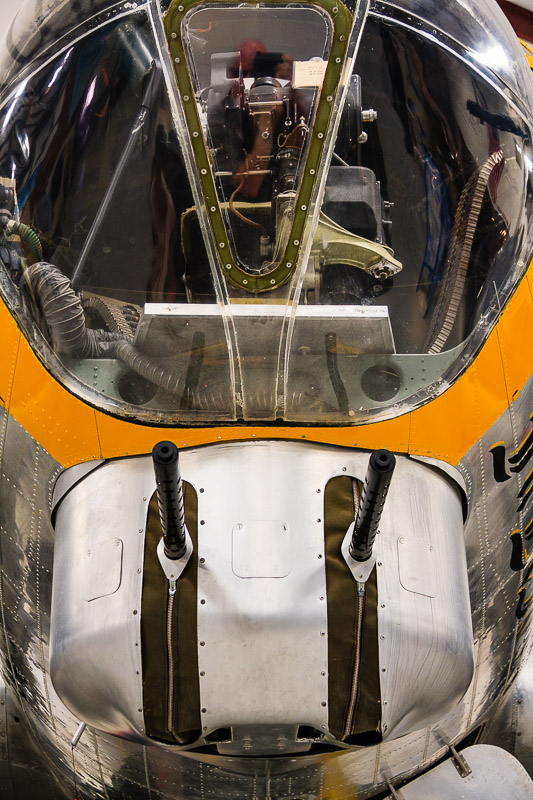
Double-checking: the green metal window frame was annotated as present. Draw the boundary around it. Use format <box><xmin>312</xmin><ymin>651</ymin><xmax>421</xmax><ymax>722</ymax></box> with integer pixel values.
<box><xmin>164</xmin><ymin>0</ymin><xmax>353</xmax><ymax>292</ymax></box>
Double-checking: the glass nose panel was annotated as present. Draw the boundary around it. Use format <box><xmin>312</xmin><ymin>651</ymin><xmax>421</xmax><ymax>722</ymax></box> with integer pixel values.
<box><xmin>182</xmin><ymin>6</ymin><xmax>332</xmax><ymax>275</ymax></box>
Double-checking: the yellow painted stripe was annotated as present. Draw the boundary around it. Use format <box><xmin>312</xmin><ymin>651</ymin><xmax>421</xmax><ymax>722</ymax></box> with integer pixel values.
<box><xmin>0</xmin><ymin>262</ymin><xmax>532</xmax><ymax>468</ymax></box>
<box><xmin>0</xmin><ymin>304</ymin><xmax>20</xmax><ymax>416</ymax></box>
<box><xmin>520</xmin><ymin>39</ymin><xmax>533</xmax><ymax>70</ymax></box>
<box><xmin>8</xmin><ymin>333</ymin><xmax>101</xmax><ymax>464</ymax></box>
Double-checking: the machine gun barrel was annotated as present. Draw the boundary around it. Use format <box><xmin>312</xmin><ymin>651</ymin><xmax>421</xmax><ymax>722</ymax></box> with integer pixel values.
<box><xmin>152</xmin><ymin>441</ymin><xmax>186</xmax><ymax>560</ymax></box>
<box><xmin>349</xmin><ymin>449</ymin><xmax>396</xmax><ymax>562</ymax></box>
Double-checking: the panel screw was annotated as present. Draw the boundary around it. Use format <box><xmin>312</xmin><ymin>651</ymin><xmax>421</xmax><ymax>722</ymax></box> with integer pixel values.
<box><xmin>321</xmin><ymin>701</ymin><xmax>327</xmax><ymax>707</ymax></box>
<box><xmin>200</xmin><ymin>599</ymin><xmax>206</xmax><ymax>605</ymax></box>
<box><xmin>200</xmin><ymin>641</ymin><xmax>205</xmax><ymax>646</ymax></box>
<box><xmin>201</xmin><ymin>708</ymin><xmax>207</xmax><ymax>713</ymax></box>
<box><xmin>200</xmin><ymin>558</ymin><xmax>205</xmax><ymax>564</ymax></box>
<box><xmin>133</xmin><ymin>610</ymin><xmax>138</xmax><ymax>615</ymax></box>
<box><xmin>200</xmin><ymin>671</ymin><xmax>205</xmax><ymax>677</ymax></box>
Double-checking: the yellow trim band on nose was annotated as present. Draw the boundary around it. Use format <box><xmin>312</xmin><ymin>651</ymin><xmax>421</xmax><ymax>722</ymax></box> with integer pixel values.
<box><xmin>0</xmin><ymin>261</ymin><xmax>532</xmax><ymax>468</ymax></box>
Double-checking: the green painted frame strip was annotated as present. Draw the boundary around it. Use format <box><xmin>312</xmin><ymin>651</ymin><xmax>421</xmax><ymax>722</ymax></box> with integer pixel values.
<box><xmin>164</xmin><ymin>0</ymin><xmax>353</xmax><ymax>292</ymax></box>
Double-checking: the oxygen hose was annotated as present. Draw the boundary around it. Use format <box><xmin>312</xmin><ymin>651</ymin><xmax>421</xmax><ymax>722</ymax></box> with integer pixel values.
<box><xmin>23</xmin><ymin>262</ymin><xmax>185</xmax><ymax>394</ymax></box>
<box><xmin>5</xmin><ymin>220</ymin><xmax>43</xmax><ymax>262</ymax></box>
<box><xmin>0</xmin><ymin>207</ymin><xmax>43</xmax><ymax>264</ymax></box>
<box><xmin>23</xmin><ymin>262</ymin><xmax>124</xmax><ymax>357</ymax></box>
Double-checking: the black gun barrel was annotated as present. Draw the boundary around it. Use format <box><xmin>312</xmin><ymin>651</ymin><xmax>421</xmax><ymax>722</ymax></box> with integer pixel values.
<box><xmin>349</xmin><ymin>449</ymin><xmax>396</xmax><ymax>562</ymax></box>
<box><xmin>152</xmin><ymin>441</ymin><xmax>186</xmax><ymax>560</ymax></box>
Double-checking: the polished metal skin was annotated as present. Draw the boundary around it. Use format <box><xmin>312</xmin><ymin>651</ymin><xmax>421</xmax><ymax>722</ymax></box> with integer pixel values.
<box><xmin>373</xmin><ymin>457</ymin><xmax>472</xmax><ymax>740</ymax></box>
<box><xmin>0</xmin><ymin>677</ymin><xmax>15</xmax><ymax>799</ymax></box>
<box><xmin>1</xmin><ymin>384</ymin><xmax>532</xmax><ymax>796</ymax></box>
<box><xmin>483</xmin><ymin>640</ymin><xmax>533</xmax><ymax>778</ymax></box>
<box><xmin>194</xmin><ymin>442</ymin><xmax>329</xmax><ymax>755</ymax></box>
<box><xmin>51</xmin><ymin>459</ymin><xmax>152</xmax><ymax>740</ymax></box>
<box><xmin>388</xmin><ymin>745</ymin><xmax>533</xmax><ymax>798</ymax></box>
<box><xmin>48</xmin><ymin>441</ymin><xmax>473</xmax><ymax>754</ymax></box>
<box><xmin>0</xmin><ymin>0</ymin><xmax>532</xmax><ymax>795</ymax></box>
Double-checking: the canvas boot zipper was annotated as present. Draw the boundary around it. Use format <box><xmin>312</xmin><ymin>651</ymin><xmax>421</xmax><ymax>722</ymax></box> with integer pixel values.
<box><xmin>167</xmin><ymin>579</ymin><xmax>176</xmax><ymax>733</ymax></box>
<box><xmin>343</xmin><ymin>479</ymin><xmax>365</xmax><ymax>739</ymax></box>
<box><xmin>343</xmin><ymin>581</ymin><xmax>366</xmax><ymax>738</ymax></box>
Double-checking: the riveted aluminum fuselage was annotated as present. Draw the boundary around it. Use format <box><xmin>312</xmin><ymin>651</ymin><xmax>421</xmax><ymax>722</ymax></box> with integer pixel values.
<box><xmin>0</xmin><ymin>352</ymin><xmax>532</xmax><ymax>796</ymax></box>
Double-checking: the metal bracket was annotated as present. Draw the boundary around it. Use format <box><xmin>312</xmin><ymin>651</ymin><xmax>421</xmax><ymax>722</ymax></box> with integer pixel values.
<box><xmin>157</xmin><ymin>527</ymin><xmax>193</xmax><ymax>581</ymax></box>
<box><xmin>450</xmin><ymin>744</ymin><xmax>472</xmax><ymax>778</ymax></box>
<box><xmin>70</xmin><ymin>722</ymin><xmax>86</xmax><ymax>748</ymax></box>
<box><xmin>341</xmin><ymin>521</ymin><xmax>376</xmax><ymax>583</ymax></box>
<box><xmin>387</xmin><ymin>782</ymin><xmax>405</xmax><ymax>800</ymax></box>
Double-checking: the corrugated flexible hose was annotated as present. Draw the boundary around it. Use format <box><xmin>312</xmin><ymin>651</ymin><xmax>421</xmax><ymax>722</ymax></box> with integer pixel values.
<box><xmin>24</xmin><ymin>263</ymin><xmax>184</xmax><ymax>394</ymax></box>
